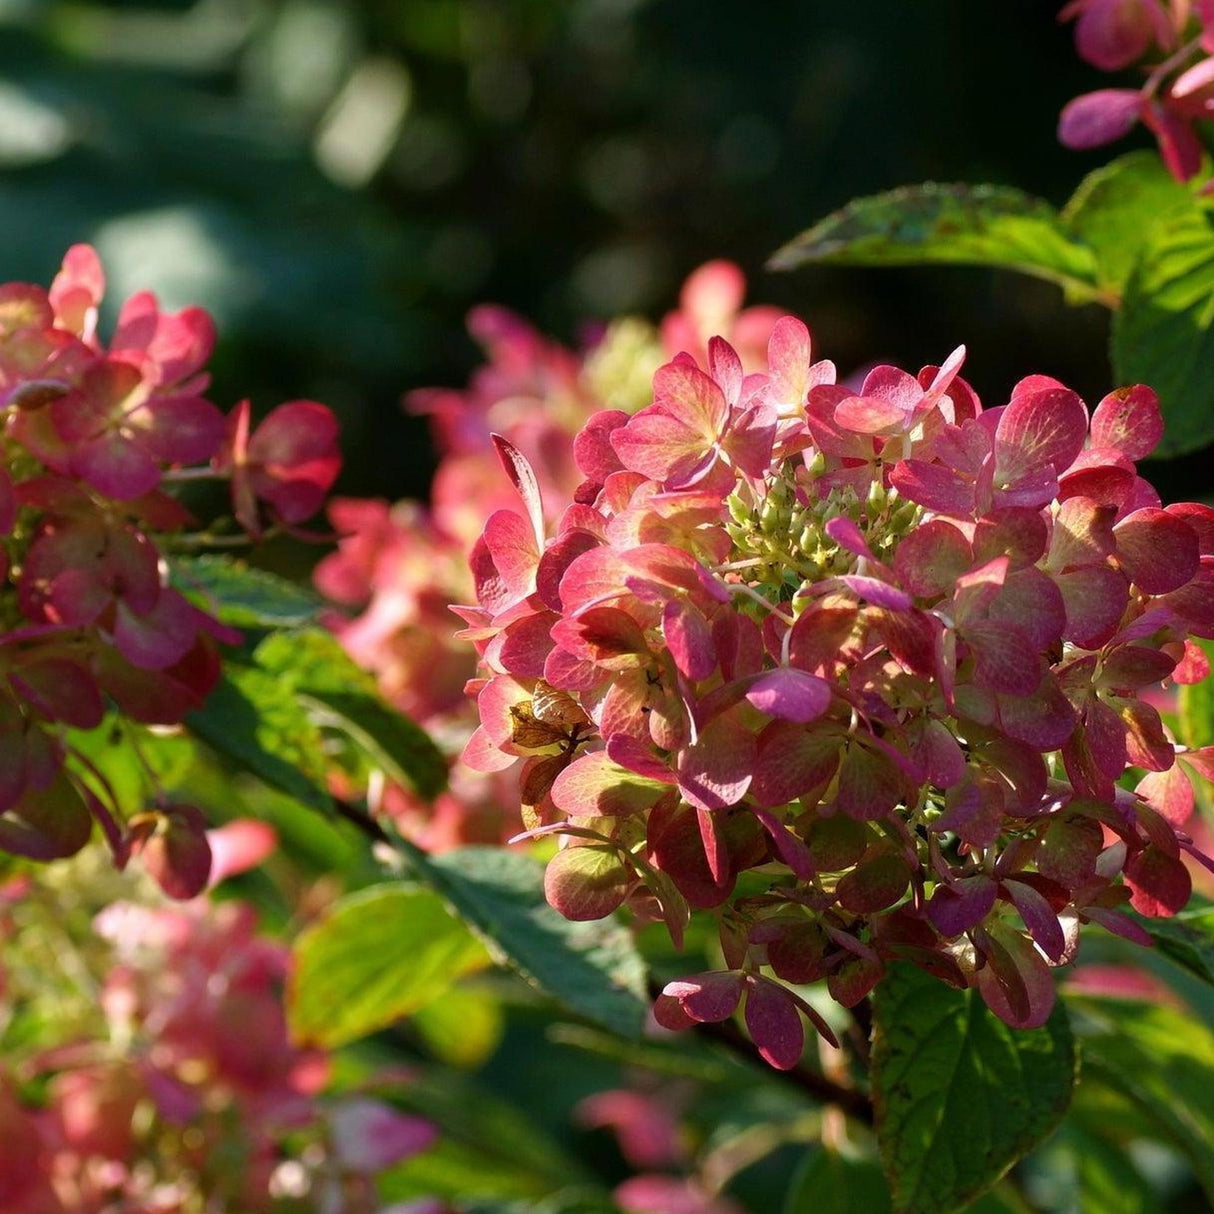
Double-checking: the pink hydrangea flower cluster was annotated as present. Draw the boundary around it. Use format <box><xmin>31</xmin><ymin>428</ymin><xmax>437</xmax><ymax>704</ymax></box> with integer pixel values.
<box><xmin>0</xmin><ymin>247</ymin><xmax>340</xmax><ymax>883</ymax></box>
<box><xmin>0</xmin><ymin>872</ymin><xmax>433</xmax><ymax>1213</ymax></box>
<box><xmin>316</xmin><ymin>263</ymin><xmax>782</xmax><ymax>850</ymax></box>
<box><xmin>460</xmin><ymin>312</ymin><xmax>1214</xmax><ymax>1064</ymax></box>
<box><xmin>1059</xmin><ymin>0</ymin><xmax>1214</xmax><ymax>182</ymax></box>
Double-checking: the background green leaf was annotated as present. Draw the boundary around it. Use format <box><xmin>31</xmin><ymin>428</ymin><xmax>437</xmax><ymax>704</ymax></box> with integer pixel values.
<box><xmin>768</xmin><ymin>183</ymin><xmax>1100</xmax><ymax>299</ymax></box>
<box><xmin>1111</xmin><ymin>206</ymin><xmax>1214</xmax><ymax>456</ymax></box>
<box><xmin>395</xmin><ymin>840</ymin><xmax>650</xmax><ymax>1040</ymax></box>
<box><xmin>871</xmin><ymin>964</ymin><xmax>1075</xmax><ymax>1214</ymax></box>
<box><xmin>784</xmin><ymin>1146</ymin><xmax>891</xmax><ymax>1214</ymax></box>
<box><xmin>1071</xmin><ymin>997</ymin><xmax>1214</xmax><ymax>1203</ymax></box>
<box><xmin>1130</xmin><ymin>896</ymin><xmax>1214</xmax><ymax>987</ymax></box>
<box><xmin>289</xmin><ymin>884</ymin><xmax>490</xmax><ymax>1047</ymax></box>
<box><xmin>171</xmin><ymin>555</ymin><xmax>323</xmax><ymax>629</ymax></box>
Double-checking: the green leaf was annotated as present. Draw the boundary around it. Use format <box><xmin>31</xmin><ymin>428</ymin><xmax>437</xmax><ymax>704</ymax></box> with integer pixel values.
<box><xmin>1131</xmin><ymin>895</ymin><xmax>1214</xmax><ymax>986</ymax></box>
<box><xmin>784</xmin><ymin>1146</ymin><xmax>891</xmax><ymax>1214</ymax></box>
<box><xmin>255</xmin><ymin>630</ymin><xmax>447</xmax><ymax>800</ymax></box>
<box><xmin>1179</xmin><ymin>640</ymin><xmax>1214</xmax><ymax>749</ymax></box>
<box><xmin>395</xmin><ymin>840</ymin><xmax>649</xmax><ymax>1040</ymax></box>
<box><xmin>871</xmin><ymin>964</ymin><xmax>1075</xmax><ymax>1214</ymax></box>
<box><xmin>1029</xmin><ymin>1122</ymin><xmax>1161</xmax><ymax>1214</ymax></box>
<box><xmin>1112</xmin><ymin>206</ymin><xmax>1214</xmax><ymax>456</ymax></box>
<box><xmin>185</xmin><ymin>666</ymin><xmax>332</xmax><ymax>812</ymax></box>
<box><xmin>171</xmin><ymin>555</ymin><xmax>323</xmax><ymax>629</ymax></box>
<box><xmin>411</xmin><ymin>984</ymin><xmax>505</xmax><ymax>1068</ymax></box>
<box><xmin>288</xmin><ymin>884</ymin><xmax>490</xmax><ymax>1048</ymax></box>
<box><xmin>1061</xmin><ymin>151</ymin><xmax>1195</xmax><ymax>298</ymax></box>
<box><xmin>1071</xmin><ymin>997</ymin><xmax>1214</xmax><ymax>1203</ymax></box>
<box><xmin>769</xmin><ymin>183</ymin><xmax>1100</xmax><ymax>299</ymax></box>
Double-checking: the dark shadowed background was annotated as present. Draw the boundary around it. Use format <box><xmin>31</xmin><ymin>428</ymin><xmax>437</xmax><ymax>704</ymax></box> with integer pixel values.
<box><xmin>2</xmin><ymin>0</ymin><xmax>1187</xmax><ymax>505</ymax></box>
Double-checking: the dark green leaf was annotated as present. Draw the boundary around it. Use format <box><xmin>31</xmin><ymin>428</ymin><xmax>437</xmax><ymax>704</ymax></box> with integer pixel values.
<box><xmin>1061</xmin><ymin>151</ymin><xmax>1194</xmax><ymax>298</ymax></box>
<box><xmin>185</xmin><ymin>667</ymin><xmax>332</xmax><ymax>812</ymax></box>
<box><xmin>288</xmin><ymin>884</ymin><xmax>490</xmax><ymax>1048</ymax></box>
<box><xmin>871</xmin><ymin>964</ymin><xmax>1075</xmax><ymax>1214</ymax></box>
<box><xmin>785</xmin><ymin>1146</ymin><xmax>891</xmax><ymax>1214</ymax></box>
<box><xmin>171</xmin><ymin>555</ymin><xmax>323</xmax><ymax>629</ymax></box>
<box><xmin>769</xmin><ymin>183</ymin><xmax>1099</xmax><ymax>299</ymax></box>
<box><xmin>255</xmin><ymin>630</ymin><xmax>447</xmax><ymax>801</ymax></box>
<box><xmin>1112</xmin><ymin>206</ymin><xmax>1214</xmax><ymax>456</ymax></box>
<box><xmin>1071</xmin><ymin>997</ymin><xmax>1214</xmax><ymax>1202</ymax></box>
<box><xmin>1131</xmin><ymin>895</ymin><xmax>1214</xmax><ymax>986</ymax></box>
<box><xmin>1029</xmin><ymin>1122</ymin><xmax>1161</xmax><ymax>1214</ymax></box>
<box><xmin>395</xmin><ymin>840</ymin><xmax>649</xmax><ymax>1040</ymax></box>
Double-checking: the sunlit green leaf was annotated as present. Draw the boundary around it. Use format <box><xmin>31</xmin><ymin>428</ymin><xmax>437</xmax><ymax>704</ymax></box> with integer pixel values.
<box><xmin>171</xmin><ymin>555</ymin><xmax>323</xmax><ymax>629</ymax></box>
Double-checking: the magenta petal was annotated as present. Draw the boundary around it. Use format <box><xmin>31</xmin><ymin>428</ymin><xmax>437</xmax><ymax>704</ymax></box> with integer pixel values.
<box><xmin>663</xmin><ymin>599</ymin><xmax>716</xmax><ymax>682</ymax></box>
<box><xmin>1058</xmin><ymin>89</ymin><xmax>1142</xmax><ymax>149</ymax></box>
<box><xmin>330</xmin><ymin>1099</ymin><xmax>436</xmax><ymax>1172</ymax></box>
<box><xmin>976</xmin><ymin>925</ymin><xmax>1056</xmax><ymax>1030</ymax></box>
<box><xmin>994</xmin><ymin>386</ymin><xmax>1088</xmax><ymax>487</ymax></box>
<box><xmin>664</xmin><ymin>971</ymin><xmax>743</xmax><ymax>1023</ymax></box>
<box><xmin>1090</xmin><ymin>384</ymin><xmax>1163</xmax><ymax>460</ymax></box>
<box><xmin>677</xmin><ymin>717</ymin><xmax>755</xmax><ymax>812</ymax></box>
<box><xmin>71</xmin><ymin>433</ymin><xmax>161</xmax><ymax>500</ymax></box>
<box><xmin>1114</xmin><ymin>507</ymin><xmax>1200</xmax><ymax>594</ymax></box>
<box><xmin>888</xmin><ymin>459</ymin><xmax>974</xmax><ymax>515</ymax></box>
<box><xmin>928</xmin><ymin>875</ymin><xmax>998</xmax><ymax>937</ymax></box>
<box><xmin>1002</xmin><ymin>879</ymin><xmax>1066</xmax><ymax>962</ymax></box>
<box><xmin>743</xmin><ymin>668</ymin><xmax>831</xmax><ymax>723</ymax></box>
<box><xmin>112</xmin><ymin>591</ymin><xmax>199</xmax><ymax>671</ymax></box>
<box><xmin>744</xmin><ymin>978</ymin><xmax>804</xmax><ymax>1070</ymax></box>
<box><xmin>1055</xmin><ymin>565</ymin><xmax>1129</xmax><ymax>646</ymax></box>
<box><xmin>752</xmin><ymin>806</ymin><xmax>815</xmax><ymax>880</ymax></box>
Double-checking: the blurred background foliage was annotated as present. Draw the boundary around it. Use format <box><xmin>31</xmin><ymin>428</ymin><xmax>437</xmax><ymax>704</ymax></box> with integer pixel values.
<box><xmin>4</xmin><ymin>0</ymin><xmax>1192</xmax><ymax>508</ymax></box>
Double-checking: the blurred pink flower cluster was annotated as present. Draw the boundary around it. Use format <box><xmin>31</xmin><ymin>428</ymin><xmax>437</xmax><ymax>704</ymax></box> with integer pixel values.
<box><xmin>0</xmin><ymin>246</ymin><xmax>340</xmax><ymax>885</ymax></box>
<box><xmin>315</xmin><ymin>262</ymin><xmax>782</xmax><ymax>851</ymax></box>
<box><xmin>0</xmin><ymin>850</ymin><xmax>433</xmax><ymax>1213</ymax></box>
<box><xmin>1059</xmin><ymin>0</ymin><xmax>1214</xmax><ymax>182</ymax></box>
<box><xmin>460</xmin><ymin>303</ymin><xmax>1214</xmax><ymax>1060</ymax></box>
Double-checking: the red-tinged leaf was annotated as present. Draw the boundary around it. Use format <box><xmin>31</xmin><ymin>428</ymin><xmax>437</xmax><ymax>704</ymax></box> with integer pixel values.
<box><xmin>964</xmin><ymin>623</ymin><xmax>1041</xmax><ymax>695</ymax></box>
<box><xmin>1002</xmin><ymin>879</ymin><xmax>1066</xmax><ymax>961</ymax></box>
<box><xmin>837</xmin><ymin>575</ymin><xmax>912</xmax><ymax>611</ymax></box>
<box><xmin>986</xmin><ymin>567</ymin><xmax>1067</xmax><ymax>649</ymax></box>
<box><xmin>1136</xmin><ymin>765</ymin><xmax>1194</xmax><ymax>826</ymax></box>
<box><xmin>664</xmin><ymin>971</ymin><xmax>743</xmax><ymax>1023</ymax></box>
<box><xmin>551</xmin><ymin>751</ymin><xmax>669</xmax><ymax>818</ymax></box>
<box><xmin>725</xmin><ymin>401</ymin><xmax>778</xmax><ymax>476</ymax></box>
<box><xmin>744</xmin><ymin>978</ymin><xmax>805</xmax><ymax>1070</ymax></box>
<box><xmin>1049</xmin><ymin>496</ymin><xmax>1117</xmax><ymax>569</ymax></box>
<box><xmin>551</xmin><ymin>606</ymin><xmax>648</xmax><ymax>669</ymax></box>
<box><xmin>827</xmin><ymin>953</ymin><xmax>884</xmax><ymax>1007</ymax></box>
<box><xmin>676</xmin><ymin>716</ymin><xmax>755</xmax><ymax>812</ymax></box>
<box><xmin>139</xmin><ymin>395</ymin><xmax>226</xmax><ymax>465</ymax></box>
<box><xmin>497</xmin><ymin>610</ymin><xmax>558</xmax><ymax>679</ymax></box>
<box><xmin>873</xmin><ymin>606</ymin><xmax>939</xmax><ymax>677</ymax></box>
<box><xmin>481</xmin><ymin>509</ymin><xmax>540</xmax><ymax>601</ymax></box>
<box><xmin>1098</xmin><ymin>644</ymin><xmax>1177</xmax><ymax>689</ymax></box>
<box><xmin>893</xmin><ymin>520</ymin><xmax>972</xmax><ymax>598</ymax></box>
<box><xmin>928</xmin><ymin>875</ymin><xmax>998</xmax><ymax>936</ymax></box>
<box><xmin>112</xmin><ymin>591</ymin><xmax>200</xmax><ymax>671</ymax></box>
<box><xmin>1168</xmin><ymin>502</ymin><xmax>1214</xmax><ymax>555</ymax></box>
<box><xmin>752</xmin><ymin>806</ymin><xmax>815</xmax><ymax>880</ymax></box>
<box><xmin>663</xmin><ymin>599</ymin><xmax>715</xmax><ymax>681</ymax></box>
<box><xmin>0</xmin><ymin>771</ymin><xmax>91</xmax><ymax>860</ymax></box>
<box><xmin>824</xmin><ymin>514</ymin><xmax>876</xmax><ymax>560</ymax></box>
<box><xmin>835</xmin><ymin>742</ymin><xmax>903</xmax><ymax>820</ymax></box>
<box><xmin>646</xmin><ymin>798</ymin><xmax>734</xmax><ymax>908</ymax></box>
<box><xmin>1083</xmin><ymin>906</ymin><xmax>1153</xmax><ymax>946</ymax></box>
<box><xmin>1055</xmin><ymin>565</ymin><xmax>1129</xmax><ymax>646</ymax></box>
<box><xmin>975</xmin><ymin>922</ymin><xmax>1057</xmax><ymax>1030</ymax></box>
<box><xmin>134</xmin><ymin>806</ymin><xmax>213</xmax><ymax>901</ymax></box>
<box><xmin>1159</xmin><ymin>560</ymin><xmax>1214</xmax><ymax>637</ymax></box>
<box><xmin>1114</xmin><ymin>507</ymin><xmax>1200</xmax><ymax>594</ymax></box>
<box><xmin>743</xmin><ymin>667</ymin><xmax>831</xmax><ymax>723</ymax></box>
<box><xmin>625</xmin><ymin>543</ymin><xmax>728</xmax><ymax>603</ymax></box>
<box><xmin>545</xmin><ymin>845</ymin><xmax>631</xmax><ymax>921</ymax></box>
<box><xmin>888</xmin><ymin>458</ymin><xmax>975</xmax><ymax>515</ymax></box>
<box><xmin>653</xmin><ymin>993</ymin><xmax>695</xmax><ymax>1031</ymax></box>
<box><xmin>994</xmin><ymin>386</ymin><xmax>1088</xmax><ymax>488</ymax></box>
<box><xmin>1119</xmin><ymin>697</ymin><xmax>1174</xmax><ymax>770</ymax></box>
<box><xmin>806</xmin><ymin>814</ymin><xmax>868</xmax><ymax>871</ymax></box>
<box><xmin>535</xmin><ymin>529</ymin><xmax>600</xmax><ymax>611</ymax></box>
<box><xmin>998</xmin><ymin>674</ymin><xmax>1078</xmax><ymax>750</ymax></box>
<box><xmin>936</xmin><ymin>770</ymin><xmax>1005</xmax><ymax>848</ymax></box>
<box><xmin>695</xmin><ymin>805</ymin><xmax>729</xmax><ymax>883</ymax></box>
<box><xmin>1124</xmin><ymin>844</ymin><xmax>1192</xmax><ymax>917</ymax></box>
<box><xmin>491</xmin><ymin>433</ymin><xmax>545</xmax><ymax>551</ymax></box>
<box><xmin>767</xmin><ymin>315</ymin><xmax>813</xmax><ymax>406</ymax></box>
<box><xmin>1058</xmin><ymin>88</ymin><xmax>1143</xmax><ymax>149</ymax></box>
<box><xmin>914</xmin><ymin>718</ymin><xmax>967</xmax><ymax>789</ymax></box>
<box><xmin>1090</xmin><ymin>384</ymin><xmax>1163</xmax><ymax>460</ymax></box>
<box><xmin>834</xmin><ymin>392</ymin><xmax>907</xmax><ymax>434</ymax></box>
<box><xmin>71</xmin><ymin>431</ymin><xmax>161</xmax><ymax>500</ymax></box>
<box><xmin>836</xmin><ymin>849</ymin><xmax>912</xmax><ymax>914</ymax></box>
<box><xmin>9</xmin><ymin>658</ymin><xmax>104</xmax><ymax>729</ymax></box>
<box><xmin>611</xmin><ymin>407</ymin><xmax>707</xmax><ymax>483</ymax></box>
<box><xmin>788</xmin><ymin>603</ymin><xmax>860</xmax><ymax>674</ymax></box>
<box><xmin>557</xmin><ymin>545</ymin><xmax>631</xmax><ymax>615</ymax></box>
<box><xmin>766</xmin><ymin>919</ymin><xmax>828</xmax><ymax>984</ymax></box>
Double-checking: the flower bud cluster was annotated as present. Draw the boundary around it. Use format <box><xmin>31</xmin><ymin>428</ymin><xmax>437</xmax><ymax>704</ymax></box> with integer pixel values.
<box><xmin>1059</xmin><ymin>0</ymin><xmax>1214</xmax><ymax>183</ymax></box>
<box><xmin>0</xmin><ymin>247</ymin><xmax>340</xmax><ymax>882</ymax></box>
<box><xmin>0</xmin><ymin>856</ymin><xmax>433</xmax><ymax>1213</ymax></box>
<box><xmin>461</xmin><ymin>312</ymin><xmax>1214</xmax><ymax>1063</ymax></box>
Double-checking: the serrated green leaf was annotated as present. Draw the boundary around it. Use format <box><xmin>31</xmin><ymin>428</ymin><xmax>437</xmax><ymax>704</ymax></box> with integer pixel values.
<box><xmin>1061</xmin><ymin>151</ymin><xmax>1195</xmax><ymax>299</ymax></box>
<box><xmin>412</xmin><ymin>983</ymin><xmax>505</xmax><ymax>1068</ymax></box>
<box><xmin>871</xmin><ymin>964</ymin><xmax>1075</xmax><ymax>1214</ymax></box>
<box><xmin>1130</xmin><ymin>895</ymin><xmax>1214</xmax><ymax>986</ymax></box>
<box><xmin>769</xmin><ymin>183</ymin><xmax>1100</xmax><ymax>299</ymax></box>
<box><xmin>784</xmin><ymin>1146</ymin><xmax>890</xmax><ymax>1214</ymax></box>
<box><xmin>171</xmin><ymin>555</ymin><xmax>323</xmax><ymax>629</ymax></box>
<box><xmin>288</xmin><ymin>884</ymin><xmax>490</xmax><ymax>1048</ymax></box>
<box><xmin>255</xmin><ymin>629</ymin><xmax>447</xmax><ymax>801</ymax></box>
<box><xmin>1071</xmin><ymin>997</ymin><xmax>1214</xmax><ymax>1203</ymax></box>
<box><xmin>185</xmin><ymin>666</ymin><xmax>332</xmax><ymax>812</ymax></box>
<box><xmin>395</xmin><ymin>840</ymin><xmax>649</xmax><ymax>1040</ymax></box>
<box><xmin>1112</xmin><ymin>206</ymin><xmax>1214</xmax><ymax>456</ymax></box>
